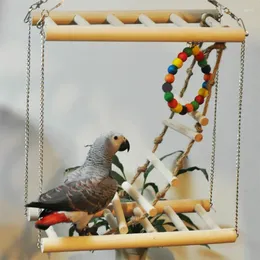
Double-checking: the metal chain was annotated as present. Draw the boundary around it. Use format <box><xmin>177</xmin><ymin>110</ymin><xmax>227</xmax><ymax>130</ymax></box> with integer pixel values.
<box><xmin>209</xmin><ymin>51</ymin><xmax>220</xmax><ymax>207</ymax></box>
<box><xmin>235</xmin><ymin>40</ymin><xmax>246</xmax><ymax>236</ymax></box>
<box><xmin>24</xmin><ymin>0</ymin><xmax>48</xmax><ymax>23</ymax></box>
<box><xmin>24</xmin><ymin>14</ymin><xmax>32</xmax><ymax>218</ymax></box>
<box><xmin>37</xmin><ymin>22</ymin><xmax>46</xmax><ymax>249</ymax></box>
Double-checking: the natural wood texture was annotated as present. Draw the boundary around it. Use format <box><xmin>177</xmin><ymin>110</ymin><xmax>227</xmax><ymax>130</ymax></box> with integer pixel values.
<box><xmin>133</xmin><ymin>207</ymin><xmax>157</xmax><ymax>233</ymax></box>
<box><xmin>112</xmin><ymin>193</ymin><xmax>128</xmax><ymax>234</ymax></box>
<box><xmin>121</xmin><ymin>182</ymin><xmax>157</xmax><ymax>217</ymax></box>
<box><xmin>146</xmin><ymin>152</ymin><xmax>179</xmax><ymax>186</ymax></box>
<box><xmin>164</xmin><ymin>206</ymin><xmax>188</xmax><ymax>231</ymax></box>
<box><xmin>94</xmin><ymin>199</ymin><xmax>210</xmax><ymax>218</ymax></box>
<box><xmin>195</xmin><ymin>204</ymin><xmax>220</xmax><ymax>230</ymax></box>
<box><xmin>163</xmin><ymin>119</ymin><xmax>203</xmax><ymax>142</ymax></box>
<box><xmin>43</xmin><ymin>26</ymin><xmax>246</xmax><ymax>42</ymax></box>
<box><xmin>32</xmin><ymin>9</ymin><xmax>219</xmax><ymax>25</ymax></box>
<box><xmin>41</xmin><ymin>228</ymin><xmax>237</xmax><ymax>253</ymax></box>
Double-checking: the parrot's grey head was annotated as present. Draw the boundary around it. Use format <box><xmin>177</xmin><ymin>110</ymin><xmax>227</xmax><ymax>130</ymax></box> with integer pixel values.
<box><xmin>105</xmin><ymin>131</ymin><xmax>130</xmax><ymax>154</ymax></box>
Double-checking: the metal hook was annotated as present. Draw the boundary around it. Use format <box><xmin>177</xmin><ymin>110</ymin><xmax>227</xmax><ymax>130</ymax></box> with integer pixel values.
<box><xmin>48</xmin><ymin>0</ymin><xmax>64</xmax><ymax>13</ymax></box>
<box><xmin>238</xmin><ymin>18</ymin><xmax>249</xmax><ymax>37</ymax></box>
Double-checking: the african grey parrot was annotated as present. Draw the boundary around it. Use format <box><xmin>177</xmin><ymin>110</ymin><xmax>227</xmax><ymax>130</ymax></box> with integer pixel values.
<box><xmin>26</xmin><ymin>131</ymin><xmax>130</xmax><ymax>235</ymax></box>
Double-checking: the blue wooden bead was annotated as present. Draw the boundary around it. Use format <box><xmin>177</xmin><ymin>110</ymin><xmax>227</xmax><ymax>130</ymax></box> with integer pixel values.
<box><xmin>202</xmin><ymin>81</ymin><xmax>208</xmax><ymax>88</ymax></box>
<box><xmin>162</xmin><ymin>82</ymin><xmax>173</xmax><ymax>92</ymax></box>
<box><xmin>168</xmin><ymin>65</ymin><xmax>178</xmax><ymax>75</ymax></box>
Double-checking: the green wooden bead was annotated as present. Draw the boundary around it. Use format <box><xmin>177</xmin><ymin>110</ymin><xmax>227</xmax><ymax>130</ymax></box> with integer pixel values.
<box><xmin>183</xmin><ymin>47</ymin><xmax>193</xmax><ymax>57</ymax></box>
<box><xmin>164</xmin><ymin>92</ymin><xmax>174</xmax><ymax>102</ymax></box>
<box><xmin>198</xmin><ymin>59</ymin><xmax>208</xmax><ymax>68</ymax></box>
<box><xmin>191</xmin><ymin>101</ymin><xmax>199</xmax><ymax>111</ymax></box>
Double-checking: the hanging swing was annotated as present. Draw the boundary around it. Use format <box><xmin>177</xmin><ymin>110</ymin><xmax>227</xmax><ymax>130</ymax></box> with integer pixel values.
<box><xmin>23</xmin><ymin>0</ymin><xmax>248</xmax><ymax>254</ymax></box>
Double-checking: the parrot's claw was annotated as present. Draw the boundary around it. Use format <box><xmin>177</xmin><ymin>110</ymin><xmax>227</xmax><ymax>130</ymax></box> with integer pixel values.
<box><xmin>76</xmin><ymin>226</ymin><xmax>98</xmax><ymax>236</ymax></box>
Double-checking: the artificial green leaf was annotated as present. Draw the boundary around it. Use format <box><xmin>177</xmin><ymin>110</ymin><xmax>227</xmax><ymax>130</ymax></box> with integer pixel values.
<box><xmin>178</xmin><ymin>213</ymin><xmax>199</xmax><ymax>230</ymax></box>
<box><xmin>69</xmin><ymin>225</ymin><xmax>75</xmax><ymax>237</ymax></box>
<box><xmin>64</xmin><ymin>166</ymin><xmax>80</xmax><ymax>175</ymax></box>
<box><xmin>142</xmin><ymin>182</ymin><xmax>159</xmax><ymax>195</ymax></box>
<box><xmin>143</xmin><ymin>150</ymin><xmax>184</xmax><ymax>182</ymax></box>
<box><xmin>112</xmin><ymin>155</ymin><xmax>126</xmax><ymax>179</ymax></box>
<box><xmin>155</xmin><ymin>225</ymin><xmax>166</xmax><ymax>232</ymax></box>
<box><xmin>110</xmin><ymin>170</ymin><xmax>126</xmax><ymax>185</ymax></box>
<box><xmin>177</xmin><ymin>166</ymin><xmax>209</xmax><ymax>181</ymax></box>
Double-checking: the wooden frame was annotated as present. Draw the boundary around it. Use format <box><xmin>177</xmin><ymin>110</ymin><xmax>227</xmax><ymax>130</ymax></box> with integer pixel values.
<box><xmin>41</xmin><ymin>229</ymin><xmax>237</xmax><ymax>253</ymax></box>
<box><xmin>31</xmin><ymin>10</ymin><xmax>246</xmax><ymax>42</ymax></box>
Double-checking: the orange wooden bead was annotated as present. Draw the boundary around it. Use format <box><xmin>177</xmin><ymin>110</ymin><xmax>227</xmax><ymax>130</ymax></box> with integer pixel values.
<box><xmin>185</xmin><ymin>103</ymin><xmax>194</xmax><ymax>112</ymax></box>
<box><xmin>165</xmin><ymin>74</ymin><xmax>175</xmax><ymax>83</ymax></box>
<box><xmin>204</xmin><ymin>73</ymin><xmax>213</xmax><ymax>81</ymax></box>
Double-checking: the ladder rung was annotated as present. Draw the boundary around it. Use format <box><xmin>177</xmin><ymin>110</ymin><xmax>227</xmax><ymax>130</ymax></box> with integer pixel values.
<box><xmin>73</xmin><ymin>14</ymin><xmax>90</xmax><ymax>26</ymax></box>
<box><xmin>106</xmin><ymin>14</ymin><xmax>124</xmax><ymax>26</ymax></box>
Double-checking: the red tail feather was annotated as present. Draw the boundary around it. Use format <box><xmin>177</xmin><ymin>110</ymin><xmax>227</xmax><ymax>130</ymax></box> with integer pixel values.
<box><xmin>35</xmin><ymin>212</ymin><xmax>71</xmax><ymax>230</ymax></box>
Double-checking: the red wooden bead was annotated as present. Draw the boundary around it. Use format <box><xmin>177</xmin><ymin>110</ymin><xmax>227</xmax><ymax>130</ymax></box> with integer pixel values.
<box><xmin>185</xmin><ymin>103</ymin><xmax>194</xmax><ymax>112</ymax></box>
<box><xmin>165</xmin><ymin>74</ymin><xmax>175</xmax><ymax>83</ymax></box>
<box><xmin>178</xmin><ymin>52</ymin><xmax>188</xmax><ymax>62</ymax></box>
<box><xmin>195</xmin><ymin>95</ymin><xmax>205</xmax><ymax>104</ymax></box>
<box><xmin>168</xmin><ymin>99</ymin><xmax>178</xmax><ymax>109</ymax></box>
<box><xmin>204</xmin><ymin>73</ymin><xmax>213</xmax><ymax>81</ymax></box>
<box><xmin>195</xmin><ymin>51</ymin><xmax>205</xmax><ymax>61</ymax></box>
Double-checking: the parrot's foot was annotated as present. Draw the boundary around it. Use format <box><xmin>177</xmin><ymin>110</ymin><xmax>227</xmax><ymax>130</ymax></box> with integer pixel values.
<box><xmin>76</xmin><ymin>226</ymin><xmax>98</xmax><ymax>236</ymax></box>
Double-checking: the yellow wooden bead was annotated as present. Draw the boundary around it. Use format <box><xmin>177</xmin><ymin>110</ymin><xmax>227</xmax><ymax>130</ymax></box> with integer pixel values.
<box><xmin>172</xmin><ymin>58</ymin><xmax>183</xmax><ymax>69</ymax></box>
<box><xmin>172</xmin><ymin>103</ymin><xmax>183</xmax><ymax>113</ymax></box>
<box><xmin>192</xmin><ymin>45</ymin><xmax>200</xmax><ymax>56</ymax></box>
<box><xmin>198</xmin><ymin>88</ymin><xmax>209</xmax><ymax>97</ymax></box>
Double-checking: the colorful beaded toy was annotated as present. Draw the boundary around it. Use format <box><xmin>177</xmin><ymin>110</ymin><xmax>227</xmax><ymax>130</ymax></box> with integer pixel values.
<box><xmin>162</xmin><ymin>44</ymin><xmax>213</xmax><ymax>115</ymax></box>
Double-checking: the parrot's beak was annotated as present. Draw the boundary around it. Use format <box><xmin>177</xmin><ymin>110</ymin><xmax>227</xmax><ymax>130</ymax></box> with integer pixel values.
<box><xmin>119</xmin><ymin>139</ymin><xmax>130</xmax><ymax>152</ymax></box>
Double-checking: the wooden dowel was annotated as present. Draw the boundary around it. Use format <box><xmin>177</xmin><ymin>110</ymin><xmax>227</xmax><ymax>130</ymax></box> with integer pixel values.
<box><xmin>195</xmin><ymin>204</ymin><xmax>220</xmax><ymax>230</ymax></box>
<box><xmin>121</xmin><ymin>182</ymin><xmax>157</xmax><ymax>217</ymax></box>
<box><xmin>32</xmin><ymin>9</ymin><xmax>219</xmax><ymax>25</ymax></box>
<box><xmin>133</xmin><ymin>207</ymin><xmax>157</xmax><ymax>233</ymax></box>
<box><xmin>103</xmin><ymin>209</ymin><xmax>118</xmax><ymax>230</ymax></box>
<box><xmin>28</xmin><ymin>199</ymin><xmax>210</xmax><ymax>221</ymax></box>
<box><xmin>27</xmin><ymin>207</ymin><xmax>39</xmax><ymax>221</ymax></box>
<box><xmin>175</xmin><ymin>95</ymin><xmax>209</xmax><ymax>126</ymax></box>
<box><xmin>112</xmin><ymin>193</ymin><xmax>128</xmax><ymax>234</ymax></box>
<box><xmin>43</xmin><ymin>26</ymin><xmax>246</xmax><ymax>42</ymax></box>
<box><xmin>45</xmin><ymin>226</ymin><xmax>58</xmax><ymax>238</ymax></box>
<box><xmin>138</xmin><ymin>14</ymin><xmax>156</xmax><ymax>27</ymax></box>
<box><xmin>41</xmin><ymin>228</ymin><xmax>237</xmax><ymax>253</ymax></box>
<box><xmin>73</xmin><ymin>14</ymin><xmax>90</xmax><ymax>26</ymax></box>
<box><xmin>45</xmin><ymin>17</ymin><xmax>57</xmax><ymax>26</ymax></box>
<box><xmin>146</xmin><ymin>152</ymin><xmax>179</xmax><ymax>186</ymax></box>
<box><xmin>169</xmin><ymin>13</ymin><xmax>189</xmax><ymax>27</ymax></box>
<box><xmin>106</xmin><ymin>14</ymin><xmax>124</xmax><ymax>26</ymax></box>
<box><xmin>164</xmin><ymin>206</ymin><xmax>188</xmax><ymax>231</ymax></box>
<box><xmin>163</xmin><ymin>119</ymin><xmax>203</xmax><ymax>142</ymax></box>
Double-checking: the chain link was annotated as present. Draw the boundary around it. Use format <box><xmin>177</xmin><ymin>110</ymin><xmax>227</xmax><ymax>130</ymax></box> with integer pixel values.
<box><xmin>24</xmin><ymin>14</ymin><xmax>32</xmax><ymax>218</ymax></box>
<box><xmin>235</xmin><ymin>40</ymin><xmax>246</xmax><ymax>236</ymax></box>
<box><xmin>209</xmin><ymin>51</ymin><xmax>220</xmax><ymax>207</ymax></box>
<box><xmin>37</xmin><ymin>23</ymin><xmax>46</xmax><ymax>250</ymax></box>
<box><xmin>24</xmin><ymin>0</ymin><xmax>48</xmax><ymax>23</ymax></box>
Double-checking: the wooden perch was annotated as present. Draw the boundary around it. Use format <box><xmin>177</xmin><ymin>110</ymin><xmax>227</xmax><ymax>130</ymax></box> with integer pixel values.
<box><xmin>32</xmin><ymin>9</ymin><xmax>219</xmax><ymax>25</ymax></box>
<box><xmin>41</xmin><ymin>26</ymin><xmax>246</xmax><ymax>42</ymax></box>
<box><xmin>164</xmin><ymin>206</ymin><xmax>188</xmax><ymax>231</ymax></box>
<box><xmin>195</xmin><ymin>204</ymin><xmax>220</xmax><ymax>230</ymax></box>
<box><xmin>133</xmin><ymin>207</ymin><xmax>157</xmax><ymax>233</ymax></box>
<box><xmin>146</xmin><ymin>151</ymin><xmax>179</xmax><ymax>186</ymax></box>
<box><xmin>163</xmin><ymin>119</ymin><xmax>203</xmax><ymax>142</ymax></box>
<box><xmin>139</xmin><ymin>14</ymin><xmax>156</xmax><ymax>27</ymax></box>
<box><xmin>40</xmin><ymin>228</ymin><xmax>237</xmax><ymax>253</ymax></box>
<box><xmin>104</xmin><ymin>209</ymin><xmax>118</xmax><ymax>230</ymax></box>
<box><xmin>112</xmin><ymin>193</ymin><xmax>128</xmax><ymax>234</ymax></box>
<box><xmin>175</xmin><ymin>95</ymin><xmax>209</xmax><ymax>126</ymax></box>
<box><xmin>121</xmin><ymin>182</ymin><xmax>157</xmax><ymax>217</ymax></box>
<box><xmin>73</xmin><ymin>14</ymin><xmax>90</xmax><ymax>26</ymax></box>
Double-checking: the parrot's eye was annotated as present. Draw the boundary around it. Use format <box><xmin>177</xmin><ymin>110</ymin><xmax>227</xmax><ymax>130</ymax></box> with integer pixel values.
<box><xmin>114</xmin><ymin>136</ymin><xmax>118</xmax><ymax>140</ymax></box>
